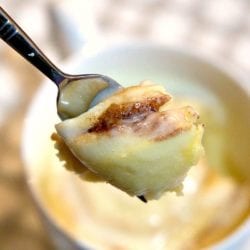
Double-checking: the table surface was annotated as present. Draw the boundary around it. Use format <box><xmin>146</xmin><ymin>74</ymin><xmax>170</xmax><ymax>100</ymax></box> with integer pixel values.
<box><xmin>0</xmin><ymin>0</ymin><xmax>249</xmax><ymax>249</ymax></box>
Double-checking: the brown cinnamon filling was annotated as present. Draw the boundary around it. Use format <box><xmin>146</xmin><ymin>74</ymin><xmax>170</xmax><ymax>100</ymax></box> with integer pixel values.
<box><xmin>88</xmin><ymin>95</ymin><xmax>170</xmax><ymax>133</ymax></box>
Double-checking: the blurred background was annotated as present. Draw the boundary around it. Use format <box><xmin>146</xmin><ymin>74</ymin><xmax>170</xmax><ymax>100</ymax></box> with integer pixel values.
<box><xmin>0</xmin><ymin>0</ymin><xmax>250</xmax><ymax>249</ymax></box>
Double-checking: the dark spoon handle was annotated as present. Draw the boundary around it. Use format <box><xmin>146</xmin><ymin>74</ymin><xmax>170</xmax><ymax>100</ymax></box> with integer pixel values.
<box><xmin>0</xmin><ymin>6</ymin><xmax>65</xmax><ymax>85</ymax></box>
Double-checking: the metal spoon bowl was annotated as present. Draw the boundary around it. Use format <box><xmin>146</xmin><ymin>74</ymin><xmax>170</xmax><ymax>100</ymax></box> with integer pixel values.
<box><xmin>0</xmin><ymin>7</ymin><xmax>122</xmax><ymax>120</ymax></box>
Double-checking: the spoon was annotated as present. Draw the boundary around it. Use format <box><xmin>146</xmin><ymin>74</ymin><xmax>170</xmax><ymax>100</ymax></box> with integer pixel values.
<box><xmin>0</xmin><ymin>7</ymin><xmax>122</xmax><ymax>120</ymax></box>
<box><xmin>0</xmin><ymin>7</ymin><xmax>147</xmax><ymax>202</ymax></box>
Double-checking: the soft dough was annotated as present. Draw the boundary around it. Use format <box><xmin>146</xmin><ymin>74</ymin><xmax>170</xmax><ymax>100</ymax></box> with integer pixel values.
<box><xmin>55</xmin><ymin>81</ymin><xmax>204</xmax><ymax>200</ymax></box>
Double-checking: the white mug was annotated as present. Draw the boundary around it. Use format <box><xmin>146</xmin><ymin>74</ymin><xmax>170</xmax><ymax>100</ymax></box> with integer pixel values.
<box><xmin>22</xmin><ymin>43</ymin><xmax>250</xmax><ymax>250</ymax></box>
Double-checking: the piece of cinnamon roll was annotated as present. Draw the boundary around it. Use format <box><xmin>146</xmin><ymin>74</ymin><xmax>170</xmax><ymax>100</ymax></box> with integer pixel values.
<box><xmin>54</xmin><ymin>81</ymin><xmax>204</xmax><ymax>200</ymax></box>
